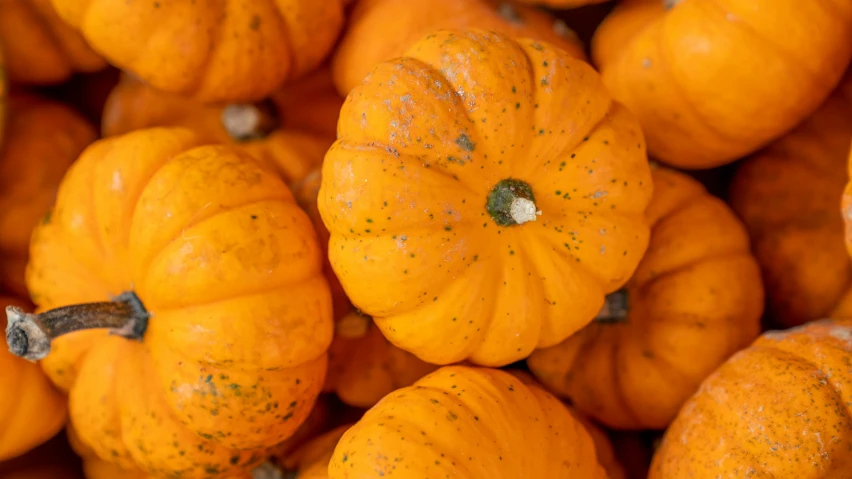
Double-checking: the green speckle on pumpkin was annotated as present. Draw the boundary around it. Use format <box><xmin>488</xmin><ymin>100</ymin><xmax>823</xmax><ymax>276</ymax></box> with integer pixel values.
<box><xmin>455</xmin><ymin>133</ymin><xmax>476</xmax><ymax>152</ymax></box>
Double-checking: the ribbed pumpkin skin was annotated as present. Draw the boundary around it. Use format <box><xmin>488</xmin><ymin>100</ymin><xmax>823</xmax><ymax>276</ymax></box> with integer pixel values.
<box><xmin>0</xmin><ymin>94</ymin><xmax>97</xmax><ymax>296</ymax></box>
<box><xmin>650</xmin><ymin>320</ymin><xmax>852</xmax><ymax>477</ymax></box>
<box><xmin>592</xmin><ymin>0</ymin><xmax>852</xmax><ymax>169</ymax></box>
<box><xmin>0</xmin><ymin>0</ymin><xmax>105</xmax><ymax>85</ymax></box>
<box><xmin>330</xmin><ymin>0</ymin><xmax>586</xmax><ymax>96</ymax></box>
<box><xmin>26</xmin><ymin>128</ymin><xmax>332</xmax><ymax>478</ymax></box>
<box><xmin>0</xmin><ymin>296</ymin><xmax>67</xmax><ymax>462</ymax></box>
<box><xmin>101</xmin><ymin>71</ymin><xmax>342</xmax><ymax>185</ymax></box>
<box><xmin>324</xmin><ymin>314</ymin><xmax>439</xmax><ymax>408</ymax></box>
<box><xmin>50</xmin><ymin>0</ymin><xmax>345</xmax><ymax>103</ymax></box>
<box><xmin>732</xmin><ymin>72</ymin><xmax>852</xmax><ymax>327</ymax></box>
<box><xmin>319</xmin><ymin>29</ymin><xmax>653</xmax><ymax>367</ymax></box>
<box><xmin>528</xmin><ymin>166</ymin><xmax>764</xmax><ymax>429</ymax></box>
<box><xmin>329</xmin><ymin>366</ymin><xmax>608</xmax><ymax>478</ymax></box>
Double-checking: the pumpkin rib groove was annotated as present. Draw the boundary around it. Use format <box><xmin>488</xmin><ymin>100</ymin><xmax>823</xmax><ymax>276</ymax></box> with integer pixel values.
<box><xmin>701</xmin><ymin>0</ymin><xmax>825</xmax><ymax>89</ymax></box>
<box><xmin>139</xmin><ymin>194</ymin><xmax>294</xmax><ymax>293</ymax></box>
<box><xmin>335</xmin><ymin>141</ymin><xmax>481</xmax><ymax>196</ymax></box>
<box><xmin>606</xmin><ymin>334</ymin><xmax>644</xmax><ymax>426</ymax></box>
<box><xmin>634</xmin><ymin>251</ymin><xmax>750</xmax><ymax>296</ymax></box>
<box><xmin>654</xmin><ymin>28</ymin><xmax>740</xmax><ymax>144</ymax></box>
<box><xmin>186</xmin><ymin>2</ymin><xmax>228</xmax><ymax>95</ymax></box>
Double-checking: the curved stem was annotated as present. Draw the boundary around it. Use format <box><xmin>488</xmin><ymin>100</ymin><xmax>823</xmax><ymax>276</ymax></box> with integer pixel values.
<box><xmin>252</xmin><ymin>462</ymin><xmax>287</xmax><ymax>479</ymax></box>
<box><xmin>486</xmin><ymin>178</ymin><xmax>541</xmax><ymax>226</ymax></box>
<box><xmin>5</xmin><ymin>292</ymin><xmax>149</xmax><ymax>361</ymax></box>
<box><xmin>221</xmin><ymin>99</ymin><xmax>280</xmax><ymax>142</ymax></box>
<box><xmin>595</xmin><ymin>289</ymin><xmax>629</xmax><ymax>324</ymax></box>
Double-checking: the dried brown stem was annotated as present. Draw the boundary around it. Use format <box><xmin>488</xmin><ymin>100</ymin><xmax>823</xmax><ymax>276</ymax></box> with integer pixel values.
<box><xmin>5</xmin><ymin>292</ymin><xmax>149</xmax><ymax>361</ymax></box>
<box><xmin>221</xmin><ymin>99</ymin><xmax>280</xmax><ymax>142</ymax></box>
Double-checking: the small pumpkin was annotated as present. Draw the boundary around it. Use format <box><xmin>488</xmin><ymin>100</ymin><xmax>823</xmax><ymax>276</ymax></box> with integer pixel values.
<box><xmin>324</xmin><ymin>312</ymin><xmax>439</xmax><ymax>408</ymax></box>
<box><xmin>731</xmin><ymin>71</ymin><xmax>852</xmax><ymax>327</ymax></box>
<box><xmin>592</xmin><ymin>0</ymin><xmax>852</xmax><ymax>169</ymax></box>
<box><xmin>8</xmin><ymin>127</ymin><xmax>333</xmax><ymax>477</ymax></box>
<box><xmin>102</xmin><ymin>70</ymin><xmax>342</xmax><ymax>185</ymax></box>
<box><xmin>50</xmin><ymin>0</ymin><xmax>345</xmax><ymax>103</ymax></box>
<box><xmin>278</xmin><ymin>425</ymin><xmax>351</xmax><ymax>479</ymax></box>
<box><xmin>528</xmin><ymin>166</ymin><xmax>763</xmax><ymax>429</ymax></box>
<box><xmin>0</xmin><ymin>93</ymin><xmax>96</xmax><ymax>297</ymax></box>
<box><xmin>319</xmin><ymin>29</ymin><xmax>653</xmax><ymax>367</ymax></box>
<box><xmin>328</xmin><ymin>366</ymin><xmax>608</xmax><ymax>478</ymax></box>
<box><xmin>0</xmin><ymin>0</ymin><xmax>106</xmax><ymax>85</ymax></box>
<box><xmin>650</xmin><ymin>319</ymin><xmax>852</xmax><ymax>477</ymax></box>
<box><xmin>0</xmin><ymin>296</ymin><xmax>67</xmax><ymax>462</ymax></box>
<box><xmin>330</xmin><ymin>0</ymin><xmax>586</xmax><ymax>96</ymax></box>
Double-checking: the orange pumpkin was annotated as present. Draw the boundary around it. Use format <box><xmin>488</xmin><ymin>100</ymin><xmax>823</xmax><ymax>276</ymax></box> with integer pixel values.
<box><xmin>731</xmin><ymin>72</ymin><xmax>852</xmax><ymax>327</ymax></box>
<box><xmin>324</xmin><ymin>312</ymin><xmax>439</xmax><ymax>408</ymax></box>
<box><xmin>330</xmin><ymin>0</ymin><xmax>586</xmax><ymax>96</ymax></box>
<box><xmin>592</xmin><ymin>0</ymin><xmax>852</xmax><ymax>169</ymax></box>
<box><xmin>318</xmin><ymin>29</ymin><xmax>653</xmax><ymax>367</ymax></box>
<box><xmin>0</xmin><ymin>94</ymin><xmax>96</xmax><ymax>296</ymax></box>
<box><xmin>102</xmin><ymin>70</ymin><xmax>342</xmax><ymax>185</ymax></box>
<box><xmin>528</xmin><ymin>166</ymin><xmax>763</xmax><ymax>429</ymax></box>
<box><xmin>278</xmin><ymin>425</ymin><xmax>351</xmax><ymax>479</ymax></box>
<box><xmin>0</xmin><ymin>0</ymin><xmax>106</xmax><ymax>85</ymax></box>
<box><xmin>9</xmin><ymin>127</ymin><xmax>332</xmax><ymax>477</ymax></box>
<box><xmin>50</xmin><ymin>0</ymin><xmax>345</xmax><ymax>103</ymax></box>
<box><xmin>0</xmin><ymin>296</ymin><xmax>67</xmax><ymax>462</ymax></box>
<box><xmin>650</xmin><ymin>319</ymin><xmax>852</xmax><ymax>477</ymax></box>
<box><xmin>329</xmin><ymin>366</ymin><xmax>608</xmax><ymax>478</ymax></box>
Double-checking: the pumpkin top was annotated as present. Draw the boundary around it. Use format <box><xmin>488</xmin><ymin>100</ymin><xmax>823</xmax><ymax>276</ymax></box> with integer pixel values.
<box><xmin>319</xmin><ymin>29</ymin><xmax>652</xmax><ymax>367</ymax></box>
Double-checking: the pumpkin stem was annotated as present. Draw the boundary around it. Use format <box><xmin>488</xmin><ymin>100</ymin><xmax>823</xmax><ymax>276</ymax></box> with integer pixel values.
<box><xmin>663</xmin><ymin>0</ymin><xmax>683</xmax><ymax>9</ymax></box>
<box><xmin>336</xmin><ymin>310</ymin><xmax>372</xmax><ymax>339</ymax></box>
<box><xmin>5</xmin><ymin>291</ymin><xmax>149</xmax><ymax>361</ymax></box>
<box><xmin>486</xmin><ymin>178</ymin><xmax>541</xmax><ymax>226</ymax></box>
<box><xmin>221</xmin><ymin>99</ymin><xmax>280</xmax><ymax>142</ymax></box>
<box><xmin>595</xmin><ymin>289</ymin><xmax>629</xmax><ymax>324</ymax></box>
<box><xmin>497</xmin><ymin>3</ymin><xmax>523</xmax><ymax>24</ymax></box>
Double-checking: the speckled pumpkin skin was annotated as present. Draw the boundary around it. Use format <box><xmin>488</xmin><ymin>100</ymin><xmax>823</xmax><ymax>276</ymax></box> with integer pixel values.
<box><xmin>0</xmin><ymin>94</ymin><xmax>97</xmax><ymax>297</ymax></box>
<box><xmin>732</xmin><ymin>72</ymin><xmax>852</xmax><ymax>328</ymax></box>
<box><xmin>528</xmin><ymin>166</ymin><xmax>764</xmax><ymax>429</ymax></box>
<box><xmin>102</xmin><ymin>70</ymin><xmax>342</xmax><ymax>185</ymax></box>
<box><xmin>329</xmin><ymin>366</ymin><xmax>608</xmax><ymax>478</ymax></box>
<box><xmin>330</xmin><ymin>0</ymin><xmax>586</xmax><ymax>96</ymax></box>
<box><xmin>650</xmin><ymin>319</ymin><xmax>852</xmax><ymax>477</ymax></box>
<box><xmin>318</xmin><ymin>29</ymin><xmax>653</xmax><ymax>367</ymax></box>
<box><xmin>50</xmin><ymin>0</ymin><xmax>345</xmax><ymax>103</ymax></box>
<box><xmin>27</xmin><ymin>128</ymin><xmax>333</xmax><ymax>478</ymax></box>
<box><xmin>592</xmin><ymin>0</ymin><xmax>852</xmax><ymax>169</ymax></box>
<box><xmin>0</xmin><ymin>0</ymin><xmax>106</xmax><ymax>85</ymax></box>
<box><xmin>0</xmin><ymin>296</ymin><xmax>67</xmax><ymax>462</ymax></box>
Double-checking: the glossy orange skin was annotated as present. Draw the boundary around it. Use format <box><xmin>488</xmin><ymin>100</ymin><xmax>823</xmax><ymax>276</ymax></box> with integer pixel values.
<box><xmin>0</xmin><ymin>94</ymin><xmax>96</xmax><ymax>296</ymax></box>
<box><xmin>51</xmin><ymin>0</ymin><xmax>345</xmax><ymax>103</ymax></box>
<box><xmin>733</xmin><ymin>73</ymin><xmax>852</xmax><ymax>328</ymax></box>
<box><xmin>329</xmin><ymin>366</ymin><xmax>608</xmax><ymax>478</ymax></box>
<box><xmin>319</xmin><ymin>30</ymin><xmax>653</xmax><ymax>367</ymax></box>
<box><xmin>592</xmin><ymin>0</ymin><xmax>852</xmax><ymax>169</ymax></box>
<box><xmin>102</xmin><ymin>71</ymin><xmax>342</xmax><ymax>185</ymax></box>
<box><xmin>324</xmin><ymin>313</ymin><xmax>439</xmax><ymax>408</ymax></box>
<box><xmin>651</xmin><ymin>320</ymin><xmax>852</xmax><ymax>477</ymax></box>
<box><xmin>0</xmin><ymin>0</ymin><xmax>105</xmax><ymax>85</ymax></box>
<box><xmin>0</xmin><ymin>296</ymin><xmax>67</xmax><ymax>462</ymax></box>
<box><xmin>27</xmin><ymin>128</ymin><xmax>333</xmax><ymax>478</ymax></box>
<box><xmin>331</xmin><ymin>0</ymin><xmax>585</xmax><ymax>96</ymax></box>
<box><xmin>528</xmin><ymin>166</ymin><xmax>763</xmax><ymax>429</ymax></box>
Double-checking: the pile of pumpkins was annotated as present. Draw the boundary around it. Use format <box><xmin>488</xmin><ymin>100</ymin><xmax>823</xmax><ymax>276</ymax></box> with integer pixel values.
<box><xmin>2</xmin><ymin>0</ymin><xmax>852</xmax><ymax>478</ymax></box>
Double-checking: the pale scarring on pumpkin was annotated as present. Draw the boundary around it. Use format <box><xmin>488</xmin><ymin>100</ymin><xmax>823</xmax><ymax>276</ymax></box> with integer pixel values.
<box><xmin>510</xmin><ymin>197</ymin><xmax>541</xmax><ymax>224</ymax></box>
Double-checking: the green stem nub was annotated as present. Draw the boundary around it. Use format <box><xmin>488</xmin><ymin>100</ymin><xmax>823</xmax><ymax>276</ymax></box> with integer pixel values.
<box><xmin>486</xmin><ymin>178</ymin><xmax>540</xmax><ymax>226</ymax></box>
<box><xmin>5</xmin><ymin>292</ymin><xmax>149</xmax><ymax>361</ymax></box>
<box><xmin>595</xmin><ymin>289</ymin><xmax>629</xmax><ymax>324</ymax></box>
<box><xmin>221</xmin><ymin>99</ymin><xmax>280</xmax><ymax>142</ymax></box>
